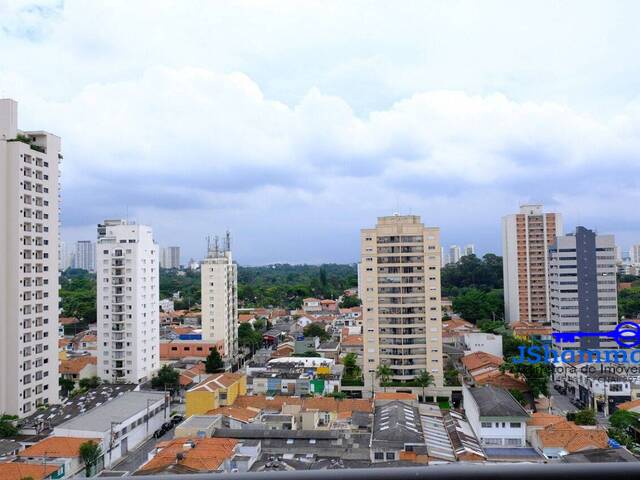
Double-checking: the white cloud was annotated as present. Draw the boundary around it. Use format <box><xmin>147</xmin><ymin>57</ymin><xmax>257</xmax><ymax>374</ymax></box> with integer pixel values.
<box><xmin>2</xmin><ymin>1</ymin><xmax>640</xmax><ymax>262</ymax></box>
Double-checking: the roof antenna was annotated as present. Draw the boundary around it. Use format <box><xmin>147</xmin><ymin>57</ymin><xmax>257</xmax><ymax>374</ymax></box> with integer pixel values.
<box><xmin>224</xmin><ymin>230</ymin><xmax>231</xmax><ymax>252</ymax></box>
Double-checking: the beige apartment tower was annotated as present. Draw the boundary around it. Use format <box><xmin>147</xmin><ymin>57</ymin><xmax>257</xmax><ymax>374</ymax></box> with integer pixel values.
<box><xmin>502</xmin><ymin>204</ymin><xmax>562</xmax><ymax>324</ymax></box>
<box><xmin>360</xmin><ymin>215</ymin><xmax>443</xmax><ymax>389</ymax></box>
<box><xmin>0</xmin><ymin>99</ymin><xmax>61</xmax><ymax>416</ymax></box>
<box><xmin>201</xmin><ymin>236</ymin><xmax>238</xmax><ymax>361</ymax></box>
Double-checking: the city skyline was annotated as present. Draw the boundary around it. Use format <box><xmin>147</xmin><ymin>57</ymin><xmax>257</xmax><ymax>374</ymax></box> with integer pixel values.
<box><xmin>2</xmin><ymin>2</ymin><xmax>640</xmax><ymax>264</ymax></box>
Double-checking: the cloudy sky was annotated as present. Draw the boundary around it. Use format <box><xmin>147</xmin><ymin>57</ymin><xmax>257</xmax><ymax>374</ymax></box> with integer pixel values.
<box><xmin>2</xmin><ymin>1</ymin><xmax>640</xmax><ymax>265</ymax></box>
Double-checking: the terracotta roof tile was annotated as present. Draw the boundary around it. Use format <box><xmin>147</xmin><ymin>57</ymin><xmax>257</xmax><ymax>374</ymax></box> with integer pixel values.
<box><xmin>0</xmin><ymin>462</ymin><xmax>60</xmax><ymax>480</ymax></box>
<box><xmin>537</xmin><ymin>421</ymin><xmax>609</xmax><ymax>452</ymax></box>
<box><xmin>206</xmin><ymin>406</ymin><xmax>260</xmax><ymax>423</ymax></box>
<box><xmin>617</xmin><ymin>399</ymin><xmax>640</xmax><ymax>412</ymax></box>
<box><xmin>59</xmin><ymin>356</ymin><xmax>97</xmax><ymax>375</ymax></box>
<box><xmin>375</xmin><ymin>392</ymin><xmax>417</xmax><ymax>401</ymax></box>
<box><xmin>188</xmin><ymin>373</ymin><xmax>245</xmax><ymax>393</ymax></box>
<box><xmin>341</xmin><ymin>335</ymin><xmax>363</xmax><ymax>346</ymax></box>
<box><xmin>527</xmin><ymin>412</ymin><xmax>565</xmax><ymax>427</ymax></box>
<box><xmin>19</xmin><ymin>436</ymin><xmax>101</xmax><ymax>458</ymax></box>
<box><xmin>461</xmin><ymin>352</ymin><xmax>503</xmax><ymax>372</ymax></box>
<box><xmin>139</xmin><ymin>437</ymin><xmax>237</xmax><ymax>474</ymax></box>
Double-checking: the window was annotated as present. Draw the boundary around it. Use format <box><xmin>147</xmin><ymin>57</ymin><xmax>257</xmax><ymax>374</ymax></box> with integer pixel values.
<box><xmin>510</xmin><ymin>422</ymin><xmax>521</xmax><ymax>428</ymax></box>
<box><xmin>386</xmin><ymin>452</ymin><xmax>395</xmax><ymax>460</ymax></box>
<box><xmin>481</xmin><ymin>422</ymin><xmax>492</xmax><ymax>428</ymax></box>
<box><xmin>374</xmin><ymin>452</ymin><xmax>384</xmax><ymax>460</ymax></box>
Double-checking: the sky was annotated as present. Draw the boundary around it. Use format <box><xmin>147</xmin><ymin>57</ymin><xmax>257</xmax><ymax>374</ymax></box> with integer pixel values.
<box><xmin>2</xmin><ymin>0</ymin><xmax>640</xmax><ymax>265</ymax></box>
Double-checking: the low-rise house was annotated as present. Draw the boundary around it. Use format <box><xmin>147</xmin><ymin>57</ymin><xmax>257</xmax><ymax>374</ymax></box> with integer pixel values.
<box><xmin>174</xmin><ymin>415</ymin><xmax>221</xmax><ymax>438</ymax></box>
<box><xmin>512</xmin><ymin>322</ymin><xmax>552</xmax><ymax>344</ymax></box>
<box><xmin>160</xmin><ymin>339</ymin><xmax>225</xmax><ymax>360</ymax></box>
<box><xmin>442</xmin><ymin>410</ymin><xmax>486</xmax><ymax>461</ymax></box>
<box><xmin>461</xmin><ymin>352</ymin><xmax>503</xmax><ymax>377</ymax></box>
<box><xmin>320</xmin><ymin>299</ymin><xmax>338</xmax><ymax>313</ymax></box>
<box><xmin>463</xmin><ymin>385</ymin><xmax>529</xmax><ymax>448</ymax></box>
<box><xmin>370</xmin><ymin>401</ymin><xmax>428</xmax><ymax>463</ymax></box>
<box><xmin>59</xmin><ymin>356</ymin><xmax>97</xmax><ymax>382</ymax></box>
<box><xmin>531</xmin><ymin>420</ymin><xmax>609</xmax><ymax>459</ymax></box>
<box><xmin>0</xmin><ymin>462</ymin><xmax>61</xmax><ymax>480</ymax></box>
<box><xmin>207</xmin><ymin>406</ymin><xmax>261</xmax><ymax>429</ymax></box>
<box><xmin>53</xmin><ymin>391</ymin><xmax>167</xmax><ymax>468</ymax></box>
<box><xmin>442</xmin><ymin>319</ymin><xmax>477</xmax><ymax>345</ymax></box>
<box><xmin>0</xmin><ymin>439</ymin><xmax>21</xmax><ymax>460</ymax></box>
<box><xmin>526</xmin><ymin>412</ymin><xmax>565</xmax><ymax>445</ymax></box>
<box><xmin>463</xmin><ymin>333</ymin><xmax>503</xmax><ymax>357</ymax></box>
<box><xmin>17</xmin><ymin>436</ymin><xmax>102</xmax><ymax>478</ymax></box>
<box><xmin>260</xmin><ymin>413</ymin><xmax>297</xmax><ymax>430</ymax></box>
<box><xmin>302</xmin><ymin>298</ymin><xmax>322</xmax><ymax>313</ymax></box>
<box><xmin>185</xmin><ymin>373</ymin><xmax>247</xmax><ymax>416</ymax></box>
<box><xmin>577</xmin><ymin>370</ymin><xmax>631</xmax><ymax>415</ymax></box>
<box><xmin>294</xmin><ymin>336</ymin><xmax>320</xmax><ymax>354</ymax></box>
<box><xmin>472</xmin><ymin>369</ymin><xmax>528</xmax><ymax>392</ymax></box>
<box><xmin>136</xmin><ymin>437</ymin><xmax>245</xmax><ymax>475</ymax></box>
<box><xmin>617</xmin><ymin>398</ymin><xmax>640</xmax><ymax>413</ymax></box>
<box><xmin>317</xmin><ymin>341</ymin><xmax>340</xmax><ymax>362</ymax></box>
<box><xmin>239</xmin><ymin>314</ymin><xmax>256</xmax><ymax>325</ymax></box>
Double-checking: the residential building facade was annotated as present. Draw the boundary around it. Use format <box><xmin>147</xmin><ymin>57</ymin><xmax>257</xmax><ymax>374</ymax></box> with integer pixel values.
<box><xmin>549</xmin><ymin>227</ymin><xmax>618</xmax><ymax>351</ymax></box>
<box><xmin>0</xmin><ymin>98</ymin><xmax>60</xmax><ymax>416</ymax></box>
<box><xmin>96</xmin><ymin>220</ymin><xmax>160</xmax><ymax>383</ymax></box>
<box><xmin>201</xmin><ymin>243</ymin><xmax>238</xmax><ymax>360</ymax></box>
<box><xmin>502</xmin><ymin>204</ymin><xmax>562</xmax><ymax>324</ymax></box>
<box><xmin>360</xmin><ymin>215</ymin><xmax>444</xmax><ymax>388</ymax></box>
<box><xmin>160</xmin><ymin>246</ymin><xmax>180</xmax><ymax>269</ymax></box>
<box><xmin>449</xmin><ymin>245</ymin><xmax>461</xmax><ymax>264</ymax></box>
<box><xmin>463</xmin><ymin>244</ymin><xmax>475</xmax><ymax>257</ymax></box>
<box><xmin>73</xmin><ymin>240</ymin><xmax>95</xmax><ymax>272</ymax></box>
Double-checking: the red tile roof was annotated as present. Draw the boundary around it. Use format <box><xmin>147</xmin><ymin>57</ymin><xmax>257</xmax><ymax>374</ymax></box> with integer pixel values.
<box><xmin>139</xmin><ymin>437</ymin><xmax>237</xmax><ymax>474</ymax></box>
<box><xmin>0</xmin><ymin>463</ymin><xmax>60</xmax><ymax>480</ymax></box>
<box><xmin>19</xmin><ymin>437</ymin><xmax>101</xmax><ymax>458</ymax></box>
<box><xmin>59</xmin><ymin>356</ymin><xmax>97</xmax><ymax>375</ymax></box>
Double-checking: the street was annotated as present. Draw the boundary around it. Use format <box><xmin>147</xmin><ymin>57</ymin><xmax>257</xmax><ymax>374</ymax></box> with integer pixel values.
<box><xmin>103</xmin><ymin>426</ymin><xmax>175</xmax><ymax>476</ymax></box>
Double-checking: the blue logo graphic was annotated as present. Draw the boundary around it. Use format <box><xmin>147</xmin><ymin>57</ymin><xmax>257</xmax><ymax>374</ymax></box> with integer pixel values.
<box><xmin>552</xmin><ymin>321</ymin><xmax>640</xmax><ymax>348</ymax></box>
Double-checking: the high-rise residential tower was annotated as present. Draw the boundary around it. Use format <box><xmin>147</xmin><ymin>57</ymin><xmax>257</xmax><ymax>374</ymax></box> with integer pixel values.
<box><xmin>201</xmin><ymin>234</ymin><xmax>238</xmax><ymax>361</ymax></box>
<box><xmin>549</xmin><ymin>227</ymin><xmax>618</xmax><ymax>350</ymax></box>
<box><xmin>0</xmin><ymin>98</ymin><xmax>61</xmax><ymax>416</ymax></box>
<box><xmin>502</xmin><ymin>204</ymin><xmax>562</xmax><ymax>324</ymax></box>
<box><xmin>448</xmin><ymin>245</ymin><xmax>461</xmax><ymax>264</ymax></box>
<box><xmin>160</xmin><ymin>246</ymin><xmax>181</xmax><ymax>269</ymax></box>
<box><xmin>96</xmin><ymin>220</ymin><xmax>160</xmax><ymax>383</ymax></box>
<box><xmin>631</xmin><ymin>244</ymin><xmax>640</xmax><ymax>265</ymax></box>
<box><xmin>463</xmin><ymin>244</ymin><xmax>475</xmax><ymax>257</ymax></box>
<box><xmin>360</xmin><ymin>215</ymin><xmax>443</xmax><ymax>389</ymax></box>
<box><xmin>74</xmin><ymin>240</ymin><xmax>96</xmax><ymax>272</ymax></box>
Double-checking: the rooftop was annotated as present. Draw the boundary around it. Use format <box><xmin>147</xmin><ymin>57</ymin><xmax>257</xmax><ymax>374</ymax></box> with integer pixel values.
<box><xmin>56</xmin><ymin>391</ymin><xmax>166</xmax><ymax>433</ymax></box>
<box><xmin>188</xmin><ymin>373</ymin><xmax>245</xmax><ymax>393</ymax></box>
<box><xmin>372</xmin><ymin>401</ymin><xmax>424</xmax><ymax>447</ymax></box>
<box><xmin>0</xmin><ymin>462</ymin><xmax>61</xmax><ymax>480</ymax></box>
<box><xmin>137</xmin><ymin>437</ymin><xmax>237</xmax><ymax>474</ymax></box>
<box><xmin>20</xmin><ymin>383</ymin><xmax>137</xmax><ymax>433</ymax></box>
<box><xmin>18</xmin><ymin>436</ymin><xmax>100</xmax><ymax>458</ymax></box>
<box><xmin>59</xmin><ymin>355</ymin><xmax>97</xmax><ymax>374</ymax></box>
<box><xmin>467</xmin><ymin>386</ymin><xmax>529</xmax><ymax>418</ymax></box>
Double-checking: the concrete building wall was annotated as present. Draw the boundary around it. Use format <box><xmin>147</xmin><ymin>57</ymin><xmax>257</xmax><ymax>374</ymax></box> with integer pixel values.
<box><xmin>201</xmin><ymin>249</ymin><xmax>238</xmax><ymax>359</ymax></box>
<box><xmin>361</xmin><ymin>215</ymin><xmax>443</xmax><ymax>389</ymax></box>
<box><xmin>502</xmin><ymin>204</ymin><xmax>562</xmax><ymax>324</ymax></box>
<box><xmin>549</xmin><ymin>227</ymin><xmax>618</xmax><ymax>350</ymax></box>
<box><xmin>96</xmin><ymin>220</ymin><xmax>160</xmax><ymax>383</ymax></box>
<box><xmin>0</xmin><ymin>98</ymin><xmax>60</xmax><ymax>417</ymax></box>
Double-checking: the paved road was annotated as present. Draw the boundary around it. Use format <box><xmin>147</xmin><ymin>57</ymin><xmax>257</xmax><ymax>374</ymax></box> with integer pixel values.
<box><xmin>110</xmin><ymin>426</ymin><xmax>175</xmax><ymax>475</ymax></box>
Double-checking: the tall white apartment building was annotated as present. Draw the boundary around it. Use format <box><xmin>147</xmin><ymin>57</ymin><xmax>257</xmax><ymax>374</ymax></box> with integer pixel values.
<box><xmin>360</xmin><ymin>215</ymin><xmax>443</xmax><ymax>389</ymax></box>
<box><xmin>549</xmin><ymin>227</ymin><xmax>618</xmax><ymax>350</ymax></box>
<box><xmin>201</xmin><ymin>241</ymin><xmax>238</xmax><ymax>361</ymax></box>
<box><xmin>96</xmin><ymin>220</ymin><xmax>160</xmax><ymax>383</ymax></box>
<box><xmin>449</xmin><ymin>245</ymin><xmax>461</xmax><ymax>264</ymax></box>
<box><xmin>631</xmin><ymin>244</ymin><xmax>640</xmax><ymax>265</ymax></box>
<box><xmin>463</xmin><ymin>244</ymin><xmax>475</xmax><ymax>257</ymax></box>
<box><xmin>74</xmin><ymin>240</ymin><xmax>95</xmax><ymax>272</ymax></box>
<box><xmin>0</xmin><ymin>98</ymin><xmax>60</xmax><ymax>416</ymax></box>
<box><xmin>160</xmin><ymin>246</ymin><xmax>180</xmax><ymax>269</ymax></box>
<box><xmin>502</xmin><ymin>204</ymin><xmax>563</xmax><ymax>324</ymax></box>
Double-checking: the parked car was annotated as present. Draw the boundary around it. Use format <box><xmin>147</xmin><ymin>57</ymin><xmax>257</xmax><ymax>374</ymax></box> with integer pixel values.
<box><xmin>153</xmin><ymin>428</ymin><xmax>164</xmax><ymax>439</ymax></box>
<box><xmin>170</xmin><ymin>415</ymin><xmax>184</xmax><ymax>425</ymax></box>
<box><xmin>162</xmin><ymin>421</ymin><xmax>174</xmax><ymax>430</ymax></box>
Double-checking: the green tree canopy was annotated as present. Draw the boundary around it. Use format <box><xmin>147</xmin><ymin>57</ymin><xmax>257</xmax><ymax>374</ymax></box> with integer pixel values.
<box><xmin>79</xmin><ymin>440</ymin><xmax>102</xmax><ymax>475</ymax></box>
<box><xmin>340</xmin><ymin>295</ymin><xmax>361</xmax><ymax>308</ymax></box>
<box><xmin>151</xmin><ymin>365</ymin><xmax>180</xmax><ymax>390</ymax></box>
<box><xmin>452</xmin><ymin>288</ymin><xmax>504</xmax><ymax>323</ymax></box>
<box><xmin>205</xmin><ymin>348</ymin><xmax>224</xmax><ymax>373</ymax></box>
<box><xmin>572</xmin><ymin>409</ymin><xmax>597</xmax><ymax>426</ymax></box>
<box><xmin>303</xmin><ymin>323</ymin><xmax>329</xmax><ymax>341</ymax></box>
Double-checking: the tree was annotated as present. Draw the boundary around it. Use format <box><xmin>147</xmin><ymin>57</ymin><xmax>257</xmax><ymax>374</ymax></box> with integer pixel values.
<box><xmin>151</xmin><ymin>365</ymin><xmax>179</xmax><ymax>390</ymax></box>
<box><xmin>59</xmin><ymin>377</ymin><xmax>75</xmax><ymax>397</ymax></box>
<box><xmin>79</xmin><ymin>440</ymin><xmax>102</xmax><ymax>476</ymax></box>
<box><xmin>610</xmin><ymin>409</ymin><xmax>640</xmax><ymax>430</ymax></box>
<box><xmin>342</xmin><ymin>353</ymin><xmax>361</xmax><ymax>380</ymax></box>
<box><xmin>414</xmin><ymin>370</ymin><xmax>435</xmax><ymax>401</ymax></box>
<box><xmin>303</xmin><ymin>323</ymin><xmax>329</xmax><ymax>341</ymax></box>
<box><xmin>205</xmin><ymin>348</ymin><xmax>224</xmax><ymax>373</ymax></box>
<box><xmin>501</xmin><ymin>360</ymin><xmax>551</xmax><ymax>397</ymax></box>
<box><xmin>573</xmin><ymin>409</ymin><xmax>597</xmax><ymax>426</ymax></box>
<box><xmin>478</xmin><ymin>319</ymin><xmax>509</xmax><ymax>335</ymax></box>
<box><xmin>340</xmin><ymin>295</ymin><xmax>361</xmax><ymax>308</ymax></box>
<box><xmin>444</xmin><ymin>368</ymin><xmax>461</xmax><ymax>386</ymax></box>
<box><xmin>509</xmin><ymin>389</ymin><xmax>527</xmax><ymax>406</ymax></box>
<box><xmin>238</xmin><ymin>323</ymin><xmax>263</xmax><ymax>354</ymax></box>
<box><xmin>0</xmin><ymin>418</ymin><xmax>17</xmax><ymax>437</ymax></box>
<box><xmin>619</xmin><ymin>287</ymin><xmax>640</xmax><ymax>319</ymax></box>
<box><xmin>376</xmin><ymin>364</ymin><xmax>393</xmax><ymax>391</ymax></box>
<box><xmin>79</xmin><ymin>376</ymin><xmax>100</xmax><ymax>389</ymax></box>
<box><xmin>451</xmin><ymin>288</ymin><xmax>504</xmax><ymax>323</ymax></box>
